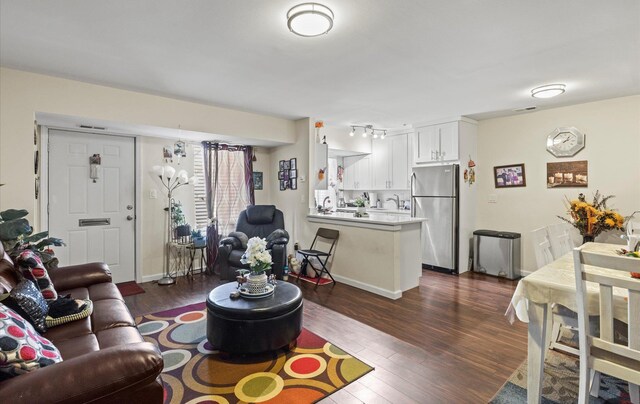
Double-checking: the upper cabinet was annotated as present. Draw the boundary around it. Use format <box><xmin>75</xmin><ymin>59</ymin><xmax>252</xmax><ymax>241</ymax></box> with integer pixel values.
<box><xmin>413</xmin><ymin>121</ymin><xmax>459</xmax><ymax>164</ymax></box>
<box><xmin>372</xmin><ymin>133</ymin><xmax>409</xmax><ymax>190</ymax></box>
<box><xmin>343</xmin><ymin>155</ymin><xmax>371</xmax><ymax>190</ymax></box>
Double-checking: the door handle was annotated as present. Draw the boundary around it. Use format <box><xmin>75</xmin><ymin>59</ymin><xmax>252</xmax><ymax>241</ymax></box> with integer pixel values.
<box><xmin>127</xmin><ymin>205</ymin><xmax>134</xmax><ymax>210</ymax></box>
<box><xmin>127</xmin><ymin>215</ymin><xmax>134</xmax><ymax>221</ymax></box>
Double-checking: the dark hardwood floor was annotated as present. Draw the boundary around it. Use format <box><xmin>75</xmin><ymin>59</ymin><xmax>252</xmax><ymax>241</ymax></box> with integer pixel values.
<box><xmin>125</xmin><ymin>270</ymin><xmax>527</xmax><ymax>403</ymax></box>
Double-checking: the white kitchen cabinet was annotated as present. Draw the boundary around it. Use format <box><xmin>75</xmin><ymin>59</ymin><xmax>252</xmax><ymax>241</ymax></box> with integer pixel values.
<box><xmin>414</xmin><ymin>121</ymin><xmax>459</xmax><ymax>164</ymax></box>
<box><xmin>371</xmin><ymin>139</ymin><xmax>389</xmax><ymax>189</ymax></box>
<box><xmin>343</xmin><ymin>155</ymin><xmax>370</xmax><ymax>190</ymax></box>
<box><xmin>390</xmin><ymin>134</ymin><xmax>409</xmax><ymax>189</ymax></box>
<box><xmin>371</xmin><ymin>134</ymin><xmax>409</xmax><ymax>190</ymax></box>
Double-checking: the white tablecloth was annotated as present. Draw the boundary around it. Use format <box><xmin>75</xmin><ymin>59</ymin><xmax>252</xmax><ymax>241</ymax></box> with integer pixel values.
<box><xmin>507</xmin><ymin>242</ymin><xmax>636</xmax><ymax>324</ymax></box>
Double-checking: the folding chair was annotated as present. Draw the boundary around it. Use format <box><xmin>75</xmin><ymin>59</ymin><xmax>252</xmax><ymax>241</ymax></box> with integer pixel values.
<box><xmin>297</xmin><ymin>228</ymin><xmax>339</xmax><ymax>289</ymax></box>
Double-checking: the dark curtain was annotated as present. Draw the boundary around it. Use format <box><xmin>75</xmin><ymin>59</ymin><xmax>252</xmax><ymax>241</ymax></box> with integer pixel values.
<box><xmin>244</xmin><ymin>146</ymin><xmax>255</xmax><ymax>205</ymax></box>
<box><xmin>202</xmin><ymin>142</ymin><xmax>255</xmax><ymax>274</ymax></box>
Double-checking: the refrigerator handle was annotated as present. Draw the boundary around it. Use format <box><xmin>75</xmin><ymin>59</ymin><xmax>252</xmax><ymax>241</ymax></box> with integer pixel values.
<box><xmin>410</xmin><ymin>172</ymin><xmax>416</xmax><ymax>217</ymax></box>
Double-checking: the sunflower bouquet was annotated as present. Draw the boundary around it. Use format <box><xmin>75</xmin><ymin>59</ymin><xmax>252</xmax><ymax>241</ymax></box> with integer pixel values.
<box><xmin>558</xmin><ymin>191</ymin><xmax>625</xmax><ymax>240</ymax></box>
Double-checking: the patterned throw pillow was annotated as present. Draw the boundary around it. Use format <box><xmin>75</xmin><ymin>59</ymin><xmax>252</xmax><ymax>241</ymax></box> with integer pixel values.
<box><xmin>46</xmin><ymin>299</ymin><xmax>93</xmax><ymax>328</ymax></box>
<box><xmin>0</xmin><ymin>304</ymin><xmax>62</xmax><ymax>380</ymax></box>
<box><xmin>0</xmin><ymin>280</ymin><xmax>49</xmax><ymax>334</ymax></box>
<box><xmin>14</xmin><ymin>250</ymin><xmax>58</xmax><ymax>302</ymax></box>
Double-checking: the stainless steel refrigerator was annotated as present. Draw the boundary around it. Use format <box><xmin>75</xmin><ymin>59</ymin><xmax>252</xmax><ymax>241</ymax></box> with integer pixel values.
<box><xmin>411</xmin><ymin>164</ymin><xmax>459</xmax><ymax>273</ymax></box>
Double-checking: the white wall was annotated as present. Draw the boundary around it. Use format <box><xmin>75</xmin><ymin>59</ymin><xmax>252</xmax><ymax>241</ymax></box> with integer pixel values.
<box><xmin>269</xmin><ymin>118</ymin><xmax>315</xmax><ymax>252</ymax></box>
<box><xmin>476</xmin><ymin>95</ymin><xmax>640</xmax><ymax>273</ymax></box>
<box><xmin>0</xmin><ymin>67</ymin><xmax>296</xmax><ymax>216</ymax></box>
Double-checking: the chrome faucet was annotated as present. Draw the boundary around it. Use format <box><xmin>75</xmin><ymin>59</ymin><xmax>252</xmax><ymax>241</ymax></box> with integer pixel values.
<box><xmin>386</xmin><ymin>194</ymin><xmax>400</xmax><ymax>209</ymax></box>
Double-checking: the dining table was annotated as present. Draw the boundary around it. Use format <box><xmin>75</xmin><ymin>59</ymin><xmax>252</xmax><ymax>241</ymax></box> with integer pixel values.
<box><xmin>506</xmin><ymin>242</ymin><xmax>636</xmax><ymax>404</ymax></box>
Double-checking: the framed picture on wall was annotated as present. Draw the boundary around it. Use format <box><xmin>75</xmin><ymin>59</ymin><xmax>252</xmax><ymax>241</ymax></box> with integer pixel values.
<box><xmin>290</xmin><ymin>158</ymin><xmax>297</xmax><ymax>170</ymax></box>
<box><xmin>279</xmin><ymin>180</ymin><xmax>288</xmax><ymax>191</ymax></box>
<box><xmin>289</xmin><ymin>169</ymin><xmax>297</xmax><ymax>179</ymax></box>
<box><xmin>546</xmin><ymin>160</ymin><xmax>588</xmax><ymax>188</ymax></box>
<box><xmin>283</xmin><ymin>170</ymin><xmax>289</xmax><ymax>181</ymax></box>
<box><xmin>493</xmin><ymin>163</ymin><xmax>526</xmax><ymax>188</ymax></box>
<box><xmin>289</xmin><ymin>178</ymin><xmax>297</xmax><ymax>190</ymax></box>
<box><xmin>253</xmin><ymin>172</ymin><xmax>263</xmax><ymax>190</ymax></box>
<box><xmin>278</xmin><ymin>171</ymin><xmax>284</xmax><ymax>180</ymax></box>
<box><xmin>283</xmin><ymin>160</ymin><xmax>290</xmax><ymax>170</ymax></box>
<box><xmin>279</xmin><ymin>160</ymin><xmax>285</xmax><ymax>171</ymax></box>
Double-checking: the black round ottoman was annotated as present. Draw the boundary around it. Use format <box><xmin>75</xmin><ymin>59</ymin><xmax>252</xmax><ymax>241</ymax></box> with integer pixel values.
<box><xmin>206</xmin><ymin>281</ymin><xmax>303</xmax><ymax>354</ymax></box>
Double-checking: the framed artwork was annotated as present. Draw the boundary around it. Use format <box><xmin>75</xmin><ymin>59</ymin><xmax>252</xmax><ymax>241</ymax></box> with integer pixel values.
<box><xmin>253</xmin><ymin>172</ymin><xmax>263</xmax><ymax>190</ymax></box>
<box><xmin>278</xmin><ymin>157</ymin><xmax>297</xmax><ymax>191</ymax></box>
<box><xmin>494</xmin><ymin>164</ymin><xmax>526</xmax><ymax>188</ymax></box>
<box><xmin>174</xmin><ymin>141</ymin><xmax>186</xmax><ymax>157</ymax></box>
<box><xmin>163</xmin><ymin>146</ymin><xmax>173</xmax><ymax>159</ymax></box>
<box><xmin>546</xmin><ymin>160</ymin><xmax>588</xmax><ymax>188</ymax></box>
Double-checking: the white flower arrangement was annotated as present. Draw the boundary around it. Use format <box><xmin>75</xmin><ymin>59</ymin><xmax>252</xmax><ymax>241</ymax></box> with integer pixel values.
<box><xmin>240</xmin><ymin>237</ymin><xmax>273</xmax><ymax>275</ymax></box>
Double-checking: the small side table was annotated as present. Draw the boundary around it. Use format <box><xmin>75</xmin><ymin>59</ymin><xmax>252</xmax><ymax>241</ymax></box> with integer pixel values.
<box><xmin>186</xmin><ymin>244</ymin><xmax>207</xmax><ymax>277</ymax></box>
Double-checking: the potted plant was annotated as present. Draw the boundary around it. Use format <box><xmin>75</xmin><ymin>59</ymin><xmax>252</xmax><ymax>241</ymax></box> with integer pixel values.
<box><xmin>558</xmin><ymin>191</ymin><xmax>627</xmax><ymax>244</ymax></box>
<box><xmin>354</xmin><ymin>196</ymin><xmax>366</xmax><ymax>215</ymax></box>
<box><xmin>0</xmin><ymin>208</ymin><xmax>65</xmax><ymax>269</ymax></box>
<box><xmin>240</xmin><ymin>237</ymin><xmax>273</xmax><ymax>294</ymax></box>
<box><xmin>171</xmin><ymin>201</ymin><xmax>191</xmax><ymax>238</ymax></box>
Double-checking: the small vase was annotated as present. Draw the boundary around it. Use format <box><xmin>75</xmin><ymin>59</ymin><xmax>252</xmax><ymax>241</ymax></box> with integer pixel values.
<box><xmin>356</xmin><ymin>206</ymin><xmax>365</xmax><ymax>214</ymax></box>
<box><xmin>582</xmin><ymin>235</ymin><xmax>595</xmax><ymax>244</ymax></box>
<box><xmin>247</xmin><ymin>272</ymin><xmax>268</xmax><ymax>294</ymax></box>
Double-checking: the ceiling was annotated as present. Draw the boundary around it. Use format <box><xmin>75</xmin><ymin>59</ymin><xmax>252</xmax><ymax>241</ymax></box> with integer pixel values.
<box><xmin>1</xmin><ymin>0</ymin><xmax>639</xmax><ymax>129</ymax></box>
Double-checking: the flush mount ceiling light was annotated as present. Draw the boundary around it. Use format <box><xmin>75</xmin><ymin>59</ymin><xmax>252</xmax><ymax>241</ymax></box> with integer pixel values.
<box><xmin>531</xmin><ymin>84</ymin><xmax>566</xmax><ymax>99</ymax></box>
<box><xmin>287</xmin><ymin>3</ymin><xmax>334</xmax><ymax>37</ymax></box>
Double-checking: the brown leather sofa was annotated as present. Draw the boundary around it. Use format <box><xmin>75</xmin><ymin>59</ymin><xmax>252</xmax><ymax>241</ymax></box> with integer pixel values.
<box><xmin>0</xmin><ymin>243</ymin><xmax>164</xmax><ymax>403</ymax></box>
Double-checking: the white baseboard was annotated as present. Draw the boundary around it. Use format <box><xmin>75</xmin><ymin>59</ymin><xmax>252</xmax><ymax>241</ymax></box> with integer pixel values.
<box><xmin>331</xmin><ymin>274</ymin><xmax>402</xmax><ymax>300</ymax></box>
<box><xmin>141</xmin><ymin>273</ymin><xmax>164</xmax><ymax>283</ymax></box>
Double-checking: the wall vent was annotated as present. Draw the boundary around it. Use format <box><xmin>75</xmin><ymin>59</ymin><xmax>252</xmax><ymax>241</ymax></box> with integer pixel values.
<box><xmin>78</xmin><ymin>124</ymin><xmax>107</xmax><ymax>130</ymax></box>
<box><xmin>512</xmin><ymin>106</ymin><xmax>537</xmax><ymax>112</ymax></box>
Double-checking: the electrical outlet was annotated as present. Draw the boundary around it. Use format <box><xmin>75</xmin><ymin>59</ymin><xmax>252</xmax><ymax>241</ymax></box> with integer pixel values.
<box><xmin>150</xmin><ymin>189</ymin><xmax>157</xmax><ymax>199</ymax></box>
<box><xmin>488</xmin><ymin>194</ymin><xmax>497</xmax><ymax>203</ymax></box>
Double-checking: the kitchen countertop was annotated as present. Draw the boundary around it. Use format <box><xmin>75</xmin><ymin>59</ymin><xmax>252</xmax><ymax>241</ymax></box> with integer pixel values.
<box><xmin>335</xmin><ymin>207</ymin><xmax>411</xmax><ymax>215</ymax></box>
<box><xmin>307</xmin><ymin>210</ymin><xmax>426</xmax><ymax>226</ymax></box>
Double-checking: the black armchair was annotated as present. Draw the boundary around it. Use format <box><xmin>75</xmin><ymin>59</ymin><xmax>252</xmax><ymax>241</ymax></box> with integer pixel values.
<box><xmin>216</xmin><ymin>205</ymin><xmax>289</xmax><ymax>281</ymax></box>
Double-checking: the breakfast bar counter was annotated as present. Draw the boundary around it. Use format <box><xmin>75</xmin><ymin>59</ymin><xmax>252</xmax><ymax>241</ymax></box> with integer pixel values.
<box><xmin>306</xmin><ymin>210</ymin><xmax>427</xmax><ymax>299</ymax></box>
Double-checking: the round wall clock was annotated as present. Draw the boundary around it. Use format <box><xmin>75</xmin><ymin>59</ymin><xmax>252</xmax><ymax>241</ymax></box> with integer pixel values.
<box><xmin>546</xmin><ymin>127</ymin><xmax>585</xmax><ymax>157</ymax></box>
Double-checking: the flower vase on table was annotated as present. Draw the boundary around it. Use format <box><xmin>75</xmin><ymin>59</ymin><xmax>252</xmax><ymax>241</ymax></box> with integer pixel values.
<box><xmin>558</xmin><ymin>191</ymin><xmax>632</xmax><ymax>246</ymax></box>
<box><xmin>240</xmin><ymin>237</ymin><xmax>273</xmax><ymax>295</ymax></box>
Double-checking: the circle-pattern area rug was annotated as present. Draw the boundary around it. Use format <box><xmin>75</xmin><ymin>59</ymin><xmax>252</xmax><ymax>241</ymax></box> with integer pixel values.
<box><xmin>136</xmin><ymin>302</ymin><xmax>373</xmax><ymax>404</ymax></box>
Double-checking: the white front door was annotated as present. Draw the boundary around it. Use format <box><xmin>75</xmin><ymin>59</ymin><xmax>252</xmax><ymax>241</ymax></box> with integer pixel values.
<box><xmin>48</xmin><ymin>129</ymin><xmax>136</xmax><ymax>283</ymax></box>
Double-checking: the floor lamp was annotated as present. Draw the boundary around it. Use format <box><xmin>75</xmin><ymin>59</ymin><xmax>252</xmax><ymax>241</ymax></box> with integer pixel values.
<box><xmin>151</xmin><ymin>165</ymin><xmax>196</xmax><ymax>285</ymax></box>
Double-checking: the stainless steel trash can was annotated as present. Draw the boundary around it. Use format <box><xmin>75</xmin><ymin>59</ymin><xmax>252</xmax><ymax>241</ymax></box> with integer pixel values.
<box><xmin>473</xmin><ymin>230</ymin><xmax>521</xmax><ymax>279</ymax></box>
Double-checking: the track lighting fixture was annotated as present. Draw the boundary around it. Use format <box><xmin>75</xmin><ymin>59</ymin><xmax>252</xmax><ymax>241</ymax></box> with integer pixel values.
<box><xmin>348</xmin><ymin>125</ymin><xmax>387</xmax><ymax>140</ymax></box>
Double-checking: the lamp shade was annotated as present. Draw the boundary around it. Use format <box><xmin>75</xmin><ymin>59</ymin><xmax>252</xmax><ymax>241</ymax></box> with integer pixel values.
<box><xmin>163</xmin><ymin>165</ymin><xmax>176</xmax><ymax>180</ymax></box>
<box><xmin>152</xmin><ymin>165</ymin><xmax>164</xmax><ymax>177</ymax></box>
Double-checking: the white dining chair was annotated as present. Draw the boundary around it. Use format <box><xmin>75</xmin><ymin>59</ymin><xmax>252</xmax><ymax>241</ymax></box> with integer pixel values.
<box><xmin>531</xmin><ymin>227</ymin><xmax>555</xmax><ymax>268</ymax></box>
<box><xmin>573</xmin><ymin>245</ymin><xmax>640</xmax><ymax>404</ymax></box>
<box><xmin>531</xmin><ymin>227</ymin><xmax>579</xmax><ymax>355</ymax></box>
<box><xmin>547</xmin><ymin>222</ymin><xmax>575</xmax><ymax>259</ymax></box>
